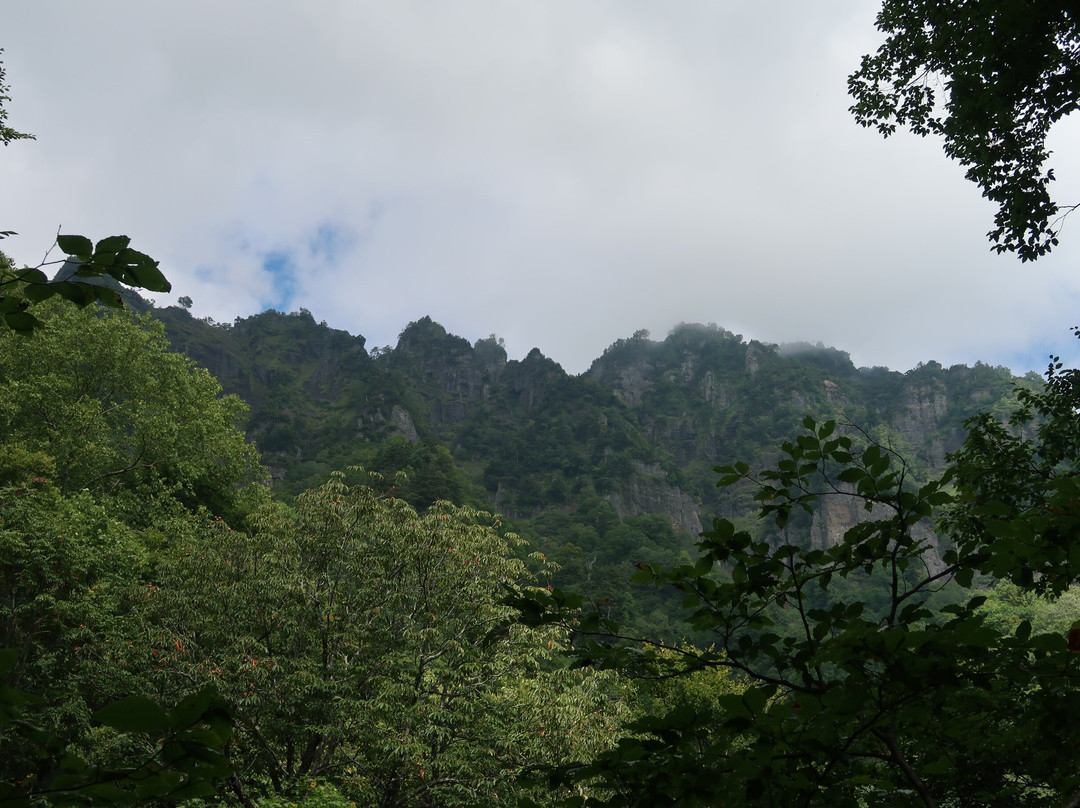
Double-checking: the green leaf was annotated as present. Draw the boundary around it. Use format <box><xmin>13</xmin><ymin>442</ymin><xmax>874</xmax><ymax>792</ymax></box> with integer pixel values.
<box><xmin>93</xmin><ymin>286</ymin><xmax>125</xmax><ymax>308</ymax></box>
<box><xmin>168</xmin><ymin>686</ymin><xmax>222</xmax><ymax>729</ymax></box>
<box><xmin>4</xmin><ymin>311</ymin><xmax>42</xmax><ymax>332</ymax></box>
<box><xmin>94</xmin><ymin>695</ymin><xmax>172</xmax><ymax>733</ymax></box>
<box><xmin>56</xmin><ymin>234</ymin><xmax>93</xmax><ymax>258</ymax></box>
<box><xmin>52</xmin><ymin>282</ymin><xmax>98</xmax><ymax>306</ymax></box>
<box><xmin>93</xmin><ymin>235</ymin><xmax>131</xmax><ymax>257</ymax></box>
<box><xmin>1015</xmin><ymin>620</ymin><xmax>1032</xmax><ymax>642</ymax></box>
<box><xmin>22</xmin><ymin>283</ymin><xmax>57</xmax><ymax>303</ymax></box>
<box><xmin>123</xmin><ymin>251</ymin><xmax>171</xmax><ymax>292</ymax></box>
<box><xmin>164</xmin><ymin>780</ymin><xmax>219</xmax><ymax>802</ymax></box>
<box><xmin>836</xmin><ymin>467</ymin><xmax>866</xmax><ymax>484</ymax></box>
<box><xmin>81</xmin><ymin>784</ymin><xmax>137</xmax><ymax>804</ymax></box>
<box><xmin>745</xmin><ymin>777</ymin><xmax>766</xmax><ymax>801</ymax></box>
<box><xmin>15</xmin><ymin>267</ymin><xmax>47</xmax><ymax>284</ymax></box>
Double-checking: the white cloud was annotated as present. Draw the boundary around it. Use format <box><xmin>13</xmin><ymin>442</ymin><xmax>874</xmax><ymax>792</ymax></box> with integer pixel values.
<box><xmin>2</xmin><ymin>0</ymin><xmax>1078</xmax><ymax>375</ymax></box>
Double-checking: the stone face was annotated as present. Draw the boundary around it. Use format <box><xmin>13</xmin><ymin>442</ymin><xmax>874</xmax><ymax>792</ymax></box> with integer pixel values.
<box><xmin>607</xmin><ymin>361</ymin><xmax>653</xmax><ymax>408</ymax></box>
<box><xmin>890</xmin><ymin>378</ymin><xmax>962</xmax><ymax>467</ymax></box>
<box><xmin>389</xmin><ymin>405</ymin><xmax>420</xmax><ymax>443</ymax></box>
<box><xmin>808</xmin><ymin>482</ymin><xmax>945</xmax><ymax>571</ymax></box>
<box><xmin>605</xmin><ymin>460</ymin><xmax>703</xmax><ymax>535</ymax></box>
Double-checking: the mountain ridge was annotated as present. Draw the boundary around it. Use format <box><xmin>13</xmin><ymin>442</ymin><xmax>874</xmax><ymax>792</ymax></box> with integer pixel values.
<box><xmin>151</xmin><ymin>304</ymin><xmax>1029</xmax><ymax>520</ymax></box>
<box><xmin>148</xmin><ymin>304</ymin><xmax>1033</xmax><ymax>633</ymax></box>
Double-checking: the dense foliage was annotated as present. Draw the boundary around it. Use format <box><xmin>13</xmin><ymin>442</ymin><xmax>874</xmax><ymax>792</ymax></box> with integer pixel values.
<box><xmin>849</xmin><ymin>0</ymin><xmax>1080</xmax><ymax>259</ymax></box>
<box><xmin>7</xmin><ymin>9</ymin><xmax>1080</xmax><ymax>802</ymax></box>
<box><xmin>512</xmin><ymin>345</ymin><xmax>1080</xmax><ymax>807</ymax></box>
<box><xmin>7</xmin><ymin>301</ymin><xmax>1078</xmax><ymax>808</ymax></box>
<box><xmin>0</xmin><ymin>304</ymin><xmax>260</xmax><ymax>804</ymax></box>
<box><xmin>153</xmin><ymin>310</ymin><xmax>1030</xmax><ymax>643</ymax></box>
<box><xmin>126</xmin><ymin>474</ymin><xmax>624</xmax><ymax>808</ymax></box>
<box><xmin>0</xmin><ymin>297</ymin><xmax>627</xmax><ymax>808</ymax></box>
<box><xmin>0</xmin><ymin>303</ymin><xmax>263</xmax><ymax>523</ymax></box>
<box><xmin>0</xmin><ymin>237</ymin><xmax>171</xmax><ymax>333</ymax></box>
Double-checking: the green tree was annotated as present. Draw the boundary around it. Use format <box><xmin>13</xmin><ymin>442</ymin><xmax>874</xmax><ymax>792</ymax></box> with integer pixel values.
<box><xmin>0</xmin><ymin>473</ymin><xmax>239</xmax><ymax>807</ymax></box>
<box><xmin>0</xmin><ymin>303</ymin><xmax>259</xmax><ymax>805</ymax></box>
<box><xmin>515</xmin><ymin>357</ymin><xmax>1080</xmax><ymax>806</ymax></box>
<box><xmin>548</xmin><ymin>646</ymin><xmax>747</xmax><ymax>808</ymax></box>
<box><xmin>0</xmin><ymin>659</ymin><xmax>233</xmax><ymax>808</ymax></box>
<box><xmin>978</xmin><ymin>580</ymin><xmax>1080</xmax><ymax>637</ymax></box>
<box><xmin>0</xmin><ymin>301</ymin><xmax>263</xmax><ymax>523</ymax></box>
<box><xmin>849</xmin><ymin>0</ymin><xmax>1080</xmax><ymax>260</ymax></box>
<box><xmin>0</xmin><ymin>481</ymin><xmax>143</xmax><ymax>763</ymax></box>
<box><xmin>126</xmin><ymin>474</ymin><xmax>623</xmax><ymax>808</ymax></box>
<box><xmin>0</xmin><ymin>60</ymin><xmax>237</xmax><ymax>807</ymax></box>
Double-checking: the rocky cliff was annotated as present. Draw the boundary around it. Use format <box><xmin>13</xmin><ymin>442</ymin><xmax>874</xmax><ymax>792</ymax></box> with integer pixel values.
<box><xmin>155</xmin><ymin>308</ymin><xmax>1027</xmax><ymax>553</ymax></box>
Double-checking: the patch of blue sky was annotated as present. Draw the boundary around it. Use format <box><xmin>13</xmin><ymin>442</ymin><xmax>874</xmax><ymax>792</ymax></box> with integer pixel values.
<box><xmin>999</xmin><ymin>338</ymin><xmax>1080</xmax><ymax>379</ymax></box>
<box><xmin>261</xmin><ymin>250</ymin><xmax>298</xmax><ymax>312</ymax></box>
<box><xmin>254</xmin><ymin>218</ymin><xmax>365</xmax><ymax>313</ymax></box>
<box><xmin>307</xmin><ymin>221</ymin><xmax>358</xmax><ymax>264</ymax></box>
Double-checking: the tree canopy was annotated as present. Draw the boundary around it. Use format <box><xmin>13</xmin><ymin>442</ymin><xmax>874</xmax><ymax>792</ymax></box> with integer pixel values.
<box><xmin>512</xmin><ymin>339</ymin><xmax>1080</xmax><ymax>807</ymax></box>
<box><xmin>0</xmin><ymin>301</ymin><xmax>264</xmax><ymax>523</ymax></box>
<box><xmin>849</xmin><ymin>0</ymin><xmax>1080</xmax><ymax>260</ymax></box>
<box><xmin>509</xmin><ymin>356</ymin><xmax>1080</xmax><ymax>803</ymax></box>
<box><xmin>114</xmin><ymin>473</ymin><xmax>625</xmax><ymax>808</ymax></box>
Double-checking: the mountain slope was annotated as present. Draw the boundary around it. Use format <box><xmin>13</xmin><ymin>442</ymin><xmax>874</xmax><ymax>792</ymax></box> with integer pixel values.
<box><xmin>153</xmin><ymin>306</ymin><xmax>1032</xmax><ymax>634</ymax></box>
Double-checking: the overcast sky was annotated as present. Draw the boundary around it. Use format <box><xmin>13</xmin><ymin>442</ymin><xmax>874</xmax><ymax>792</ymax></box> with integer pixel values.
<box><xmin>3</xmin><ymin>1</ymin><xmax>1079</xmax><ymax>376</ymax></box>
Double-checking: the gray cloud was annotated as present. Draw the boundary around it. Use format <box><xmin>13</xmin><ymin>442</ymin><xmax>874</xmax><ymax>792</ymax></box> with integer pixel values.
<box><xmin>2</xmin><ymin>0</ymin><xmax>1078</xmax><ymax>374</ymax></box>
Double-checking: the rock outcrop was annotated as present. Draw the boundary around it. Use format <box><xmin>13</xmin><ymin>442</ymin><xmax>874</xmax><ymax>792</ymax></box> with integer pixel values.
<box><xmin>606</xmin><ymin>460</ymin><xmax>703</xmax><ymax>535</ymax></box>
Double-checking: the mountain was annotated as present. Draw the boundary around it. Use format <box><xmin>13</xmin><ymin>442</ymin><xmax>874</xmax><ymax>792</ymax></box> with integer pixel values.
<box><xmin>152</xmin><ymin>305</ymin><xmax>1033</xmax><ymax>635</ymax></box>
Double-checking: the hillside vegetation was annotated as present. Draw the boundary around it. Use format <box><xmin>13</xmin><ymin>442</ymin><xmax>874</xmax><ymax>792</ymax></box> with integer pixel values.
<box><xmin>154</xmin><ymin>305</ymin><xmax>1033</xmax><ymax>637</ymax></box>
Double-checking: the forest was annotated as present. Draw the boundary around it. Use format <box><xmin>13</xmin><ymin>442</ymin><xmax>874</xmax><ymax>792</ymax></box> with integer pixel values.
<box><xmin>5</xmin><ymin>1</ymin><xmax>1080</xmax><ymax>807</ymax></box>
<box><xmin>4</xmin><ymin>265</ymin><xmax>1080</xmax><ymax>808</ymax></box>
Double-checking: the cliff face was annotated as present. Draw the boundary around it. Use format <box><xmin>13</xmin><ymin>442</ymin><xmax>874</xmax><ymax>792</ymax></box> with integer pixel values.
<box><xmin>807</xmin><ymin>482</ymin><xmax>944</xmax><ymax>572</ymax></box>
<box><xmin>891</xmin><ymin>378</ymin><xmax>953</xmax><ymax>466</ymax></box>
<box><xmin>606</xmin><ymin>461</ymin><xmax>703</xmax><ymax>535</ymax></box>
<box><xmin>390</xmin><ymin>317</ymin><xmax>496</xmax><ymax>425</ymax></box>
<box><xmin>584</xmin><ymin>326</ymin><xmax>1023</xmax><ymax>548</ymax></box>
<box><xmin>158</xmin><ymin>307</ymin><xmax>371</xmax><ymax>408</ymax></box>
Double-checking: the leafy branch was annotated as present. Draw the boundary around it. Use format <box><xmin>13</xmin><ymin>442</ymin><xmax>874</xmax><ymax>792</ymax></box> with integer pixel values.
<box><xmin>0</xmin><ymin>233</ymin><xmax>170</xmax><ymax>333</ymax></box>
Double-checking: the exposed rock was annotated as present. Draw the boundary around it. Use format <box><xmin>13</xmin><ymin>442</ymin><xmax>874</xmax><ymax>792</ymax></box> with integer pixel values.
<box><xmin>501</xmin><ymin>348</ymin><xmax>565</xmax><ymax>411</ymax></box>
<box><xmin>605</xmin><ymin>460</ymin><xmax>703</xmax><ymax>535</ymax></box>
<box><xmin>389</xmin><ymin>405</ymin><xmax>420</xmax><ymax>443</ymax></box>
<box><xmin>808</xmin><ymin>488</ymin><xmax>865</xmax><ymax>550</ymax></box>
<box><xmin>745</xmin><ymin>343</ymin><xmax>762</xmax><ymax>374</ymax></box>
<box><xmin>891</xmin><ymin>378</ymin><xmax>958</xmax><ymax>466</ymax></box>
<box><xmin>605</xmin><ymin>360</ymin><xmax>652</xmax><ymax>408</ymax></box>
<box><xmin>702</xmin><ymin>370</ymin><xmax>732</xmax><ymax>409</ymax></box>
<box><xmin>154</xmin><ymin>308</ymin><xmax>1027</xmax><ymax>557</ymax></box>
<box><xmin>808</xmin><ymin>483</ymin><xmax>944</xmax><ymax>572</ymax></box>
